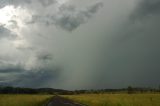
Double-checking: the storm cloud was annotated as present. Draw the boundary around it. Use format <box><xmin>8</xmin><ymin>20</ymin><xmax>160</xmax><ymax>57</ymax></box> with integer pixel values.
<box><xmin>133</xmin><ymin>0</ymin><xmax>160</xmax><ymax>18</ymax></box>
<box><xmin>0</xmin><ymin>0</ymin><xmax>160</xmax><ymax>90</ymax></box>
<box><xmin>28</xmin><ymin>1</ymin><xmax>103</xmax><ymax>31</ymax></box>
<box><xmin>91</xmin><ymin>0</ymin><xmax>160</xmax><ymax>89</ymax></box>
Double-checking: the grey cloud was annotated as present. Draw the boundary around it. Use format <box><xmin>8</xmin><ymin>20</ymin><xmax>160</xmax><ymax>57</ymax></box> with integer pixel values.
<box><xmin>9</xmin><ymin>20</ymin><xmax>18</xmax><ymax>29</ymax></box>
<box><xmin>93</xmin><ymin>0</ymin><xmax>160</xmax><ymax>88</ymax></box>
<box><xmin>0</xmin><ymin>69</ymin><xmax>61</xmax><ymax>88</ymax></box>
<box><xmin>11</xmin><ymin>0</ymin><xmax>31</xmax><ymax>6</ymax></box>
<box><xmin>0</xmin><ymin>26</ymin><xmax>9</xmax><ymax>38</ymax></box>
<box><xmin>0</xmin><ymin>26</ymin><xmax>13</xmax><ymax>39</ymax></box>
<box><xmin>86</xmin><ymin>2</ymin><xmax>103</xmax><ymax>14</ymax></box>
<box><xmin>12</xmin><ymin>0</ymin><xmax>56</xmax><ymax>7</ymax></box>
<box><xmin>0</xmin><ymin>0</ymin><xmax>55</xmax><ymax>8</ymax></box>
<box><xmin>28</xmin><ymin>2</ymin><xmax>103</xmax><ymax>31</ymax></box>
<box><xmin>39</xmin><ymin>0</ymin><xmax>56</xmax><ymax>7</ymax></box>
<box><xmin>12</xmin><ymin>69</ymin><xmax>60</xmax><ymax>88</ymax></box>
<box><xmin>0</xmin><ymin>0</ymin><xmax>7</xmax><ymax>8</ymax></box>
<box><xmin>1</xmin><ymin>0</ymin><xmax>159</xmax><ymax>89</ymax></box>
<box><xmin>0</xmin><ymin>0</ymin><xmax>31</xmax><ymax>8</ymax></box>
<box><xmin>0</xmin><ymin>52</ymin><xmax>60</xmax><ymax>88</ymax></box>
<box><xmin>54</xmin><ymin>2</ymin><xmax>103</xmax><ymax>31</ymax></box>
<box><xmin>0</xmin><ymin>61</ymin><xmax>23</xmax><ymax>73</ymax></box>
<box><xmin>0</xmin><ymin>39</ymin><xmax>59</xmax><ymax>87</ymax></box>
<box><xmin>1</xmin><ymin>0</ymin><xmax>103</xmax><ymax>31</ymax></box>
<box><xmin>36</xmin><ymin>52</ymin><xmax>53</xmax><ymax>61</ymax></box>
<box><xmin>132</xmin><ymin>0</ymin><xmax>160</xmax><ymax>19</ymax></box>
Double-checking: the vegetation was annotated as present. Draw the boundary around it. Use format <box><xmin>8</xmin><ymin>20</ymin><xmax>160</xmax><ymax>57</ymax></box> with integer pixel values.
<box><xmin>0</xmin><ymin>86</ymin><xmax>160</xmax><ymax>106</ymax></box>
<box><xmin>0</xmin><ymin>86</ymin><xmax>159</xmax><ymax>95</ymax></box>
<box><xmin>0</xmin><ymin>86</ymin><xmax>72</xmax><ymax>95</ymax></box>
<box><xmin>0</xmin><ymin>94</ymin><xmax>52</xmax><ymax>106</ymax></box>
<box><xmin>64</xmin><ymin>94</ymin><xmax>160</xmax><ymax>106</ymax></box>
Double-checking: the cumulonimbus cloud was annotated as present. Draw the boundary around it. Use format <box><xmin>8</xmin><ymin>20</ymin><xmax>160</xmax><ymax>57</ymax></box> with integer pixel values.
<box><xmin>2</xmin><ymin>0</ymin><xmax>159</xmax><ymax>89</ymax></box>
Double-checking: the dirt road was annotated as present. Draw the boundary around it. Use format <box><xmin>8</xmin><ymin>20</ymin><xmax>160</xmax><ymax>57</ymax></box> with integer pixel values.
<box><xmin>46</xmin><ymin>96</ymin><xmax>86</xmax><ymax>106</ymax></box>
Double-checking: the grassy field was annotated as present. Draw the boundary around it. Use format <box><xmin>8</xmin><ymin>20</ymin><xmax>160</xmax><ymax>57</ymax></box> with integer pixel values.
<box><xmin>0</xmin><ymin>94</ymin><xmax>53</xmax><ymax>106</ymax></box>
<box><xmin>64</xmin><ymin>94</ymin><xmax>160</xmax><ymax>106</ymax></box>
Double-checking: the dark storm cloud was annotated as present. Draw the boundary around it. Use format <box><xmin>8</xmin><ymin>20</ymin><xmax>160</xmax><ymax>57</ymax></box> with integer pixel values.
<box><xmin>0</xmin><ymin>52</ymin><xmax>60</xmax><ymax>88</ymax></box>
<box><xmin>28</xmin><ymin>2</ymin><xmax>103</xmax><ymax>31</ymax></box>
<box><xmin>53</xmin><ymin>2</ymin><xmax>103</xmax><ymax>31</ymax></box>
<box><xmin>1</xmin><ymin>0</ymin><xmax>159</xmax><ymax>89</ymax></box>
<box><xmin>132</xmin><ymin>0</ymin><xmax>160</xmax><ymax>19</ymax></box>
<box><xmin>0</xmin><ymin>60</ymin><xmax>23</xmax><ymax>73</ymax></box>
<box><xmin>0</xmin><ymin>69</ymin><xmax>61</xmax><ymax>88</ymax></box>
<box><xmin>93</xmin><ymin>0</ymin><xmax>160</xmax><ymax>88</ymax></box>
<box><xmin>11</xmin><ymin>69</ymin><xmax>61</xmax><ymax>88</ymax></box>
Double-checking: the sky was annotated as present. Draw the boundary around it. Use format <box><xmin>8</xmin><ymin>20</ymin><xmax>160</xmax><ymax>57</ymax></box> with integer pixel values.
<box><xmin>0</xmin><ymin>0</ymin><xmax>160</xmax><ymax>90</ymax></box>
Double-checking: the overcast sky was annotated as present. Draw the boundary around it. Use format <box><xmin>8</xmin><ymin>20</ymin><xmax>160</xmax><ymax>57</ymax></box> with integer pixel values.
<box><xmin>0</xmin><ymin>0</ymin><xmax>160</xmax><ymax>90</ymax></box>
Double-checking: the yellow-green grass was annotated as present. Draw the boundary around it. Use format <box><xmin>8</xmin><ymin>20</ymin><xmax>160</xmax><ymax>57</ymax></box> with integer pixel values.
<box><xmin>64</xmin><ymin>94</ymin><xmax>160</xmax><ymax>106</ymax></box>
<box><xmin>0</xmin><ymin>94</ymin><xmax>53</xmax><ymax>106</ymax></box>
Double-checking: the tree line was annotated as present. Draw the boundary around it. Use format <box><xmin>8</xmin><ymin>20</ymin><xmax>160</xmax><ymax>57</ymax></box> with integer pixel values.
<box><xmin>0</xmin><ymin>86</ymin><xmax>72</xmax><ymax>95</ymax></box>
<box><xmin>0</xmin><ymin>86</ymin><xmax>159</xmax><ymax>95</ymax></box>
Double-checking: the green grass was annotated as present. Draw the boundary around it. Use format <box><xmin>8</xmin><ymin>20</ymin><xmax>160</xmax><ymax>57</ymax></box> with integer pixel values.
<box><xmin>0</xmin><ymin>94</ymin><xmax>53</xmax><ymax>106</ymax></box>
<box><xmin>64</xmin><ymin>94</ymin><xmax>160</xmax><ymax>106</ymax></box>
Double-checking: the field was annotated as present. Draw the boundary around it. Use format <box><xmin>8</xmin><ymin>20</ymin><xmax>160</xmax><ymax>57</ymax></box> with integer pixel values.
<box><xmin>0</xmin><ymin>94</ymin><xmax>160</xmax><ymax>106</ymax></box>
<box><xmin>0</xmin><ymin>94</ymin><xmax>52</xmax><ymax>106</ymax></box>
<box><xmin>64</xmin><ymin>94</ymin><xmax>160</xmax><ymax>106</ymax></box>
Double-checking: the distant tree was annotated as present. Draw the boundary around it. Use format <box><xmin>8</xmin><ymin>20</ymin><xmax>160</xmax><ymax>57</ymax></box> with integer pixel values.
<box><xmin>2</xmin><ymin>86</ymin><xmax>14</xmax><ymax>94</ymax></box>
<box><xmin>127</xmin><ymin>86</ymin><xmax>133</xmax><ymax>94</ymax></box>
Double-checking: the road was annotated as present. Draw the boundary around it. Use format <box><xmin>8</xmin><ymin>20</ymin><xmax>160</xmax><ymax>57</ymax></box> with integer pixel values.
<box><xmin>46</xmin><ymin>96</ymin><xmax>86</xmax><ymax>106</ymax></box>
